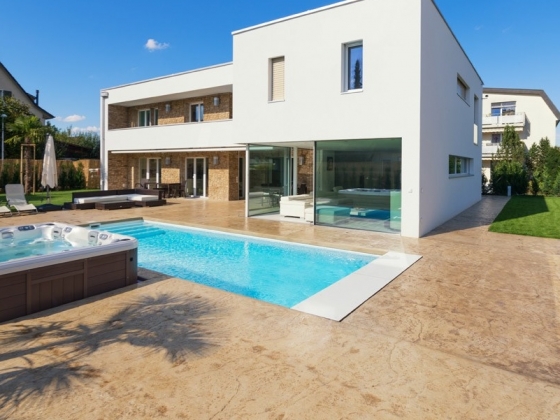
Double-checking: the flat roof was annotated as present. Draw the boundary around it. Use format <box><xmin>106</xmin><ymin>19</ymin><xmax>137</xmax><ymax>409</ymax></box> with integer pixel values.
<box><xmin>101</xmin><ymin>62</ymin><xmax>233</xmax><ymax>93</ymax></box>
<box><xmin>232</xmin><ymin>0</ymin><xmax>483</xmax><ymax>85</ymax></box>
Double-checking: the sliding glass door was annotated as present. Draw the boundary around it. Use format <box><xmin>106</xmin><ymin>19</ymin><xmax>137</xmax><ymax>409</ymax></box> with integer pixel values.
<box><xmin>185</xmin><ymin>157</ymin><xmax>207</xmax><ymax>197</ymax></box>
<box><xmin>247</xmin><ymin>145</ymin><xmax>291</xmax><ymax>216</ymax></box>
<box><xmin>139</xmin><ymin>158</ymin><xmax>161</xmax><ymax>188</ymax></box>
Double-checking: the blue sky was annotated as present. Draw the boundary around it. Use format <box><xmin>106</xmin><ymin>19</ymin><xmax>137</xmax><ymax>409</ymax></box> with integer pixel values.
<box><xmin>1</xmin><ymin>0</ymin><xmax>559</xmax><ymax>139</ymax></box>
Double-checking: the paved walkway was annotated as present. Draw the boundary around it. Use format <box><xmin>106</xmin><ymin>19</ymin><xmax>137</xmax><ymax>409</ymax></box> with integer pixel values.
<box><xmin>1</xmin><ymin>196</ymin><xmax>559</xmax><ymax>419</ymax></box>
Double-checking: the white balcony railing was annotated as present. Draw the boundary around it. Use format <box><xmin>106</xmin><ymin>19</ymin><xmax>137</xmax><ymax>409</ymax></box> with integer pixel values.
<box><xmin>482</xmin><ymin>143</ymin><xmax>500</xmax><ymax>156</ymax></box>
<box><xmin>106</xmin><ymin>119</ymin><xmax>235</xmax><ymax>151</ymax></box>
<box><xmin>482</xmin><ymin>112</ymin><xmax>526</xmax><ymax>130</ymax></box>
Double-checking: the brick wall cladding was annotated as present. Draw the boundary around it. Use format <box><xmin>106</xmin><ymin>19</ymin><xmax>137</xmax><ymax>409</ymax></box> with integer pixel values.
<box><xmin>108</xmin><ymin>93</ymin><xmax>233</xmax><ymax>129</ymax></box>
<box><xmin>107</xmin><ymin>154</ymin><xmax>130</xmax><ymax>189</ymax></box>
<box><xmin>107</xmin><ymin>151</ymin><xmax>242</xmax><ymax>200</ymax></box>
<box><xmin>108</xmin><ymin>105</ymin><xmax>128</xmax><ymax>130</ymax></box>
<box><xmin>298</xmin><ymin>149</ymin><xmax>314</xmax><ymax>193</ymax></box>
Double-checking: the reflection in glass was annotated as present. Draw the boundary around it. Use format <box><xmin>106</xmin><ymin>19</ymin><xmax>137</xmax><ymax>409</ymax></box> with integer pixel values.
<box><xmin>315</xmin><ymin>138</ymin><xmax>402</xmax><ymax>233</ymax></box>
<box><xmin>248</xmin><ymin>145</ymin><xmax>291</xmax><ymax>216</ymax></box>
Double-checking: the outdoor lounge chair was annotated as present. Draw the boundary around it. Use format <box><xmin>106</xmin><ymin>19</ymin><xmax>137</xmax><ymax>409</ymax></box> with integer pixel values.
<box><xmin>0</xmin><ymin>203</ymin><xmax>12</xmax><ymax>217</ymax></box>
<box><xmin>5</xmin><ymin>184</ymin><xmax>38</xmax><ymax>215</ymax></box>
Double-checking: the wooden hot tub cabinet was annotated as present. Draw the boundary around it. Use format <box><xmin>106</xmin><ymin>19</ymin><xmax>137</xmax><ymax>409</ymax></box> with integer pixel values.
<box><xmin>0</xmin><ymin>248</ymin><xmax>138</xmax><ymax>323</ymax></box>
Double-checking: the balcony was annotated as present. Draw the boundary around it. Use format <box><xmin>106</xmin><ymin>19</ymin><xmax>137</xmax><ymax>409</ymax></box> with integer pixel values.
<box><xmin>105</xmin><ymin>120</ymin><xmax>235</xmax><ymax>152</ymax></box>
<box><xmin>482</xmin><ymin>112</ymin><xmax>526</xmax><ymax>132</ymax></box>
<box><xmin>482</xmin><ymin>142</ymin><xmax>500</xmax><ymax>158</ymax></box>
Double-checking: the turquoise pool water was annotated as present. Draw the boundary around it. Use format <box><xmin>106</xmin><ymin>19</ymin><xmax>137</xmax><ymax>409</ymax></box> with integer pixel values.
<box><xmin>102</xmin><ymin>220</ymin><xmax>375</xmax><ymax>307</ymax></box>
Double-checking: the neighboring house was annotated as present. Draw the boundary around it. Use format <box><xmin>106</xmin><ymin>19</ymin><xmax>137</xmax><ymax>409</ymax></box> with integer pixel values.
<box><xmin>101</xmin><ymin>0</ymin><xmax>482</xmax><ymax>238</ymax></box>
<box><xmin>0</xmin><ymin>61</ymin><xmax>54</xmax><ymax>122</ymax></box>
<box><xmin>481</xmin><ymin>88</ymin><xmax>560</xmax><ymax>180</ymax></box>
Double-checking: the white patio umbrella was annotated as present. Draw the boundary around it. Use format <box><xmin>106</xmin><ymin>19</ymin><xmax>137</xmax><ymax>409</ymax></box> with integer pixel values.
<box><xmin>41</xmin><ymin>134</ymin><xmax>58</xmax><ymax>203</ymax></box>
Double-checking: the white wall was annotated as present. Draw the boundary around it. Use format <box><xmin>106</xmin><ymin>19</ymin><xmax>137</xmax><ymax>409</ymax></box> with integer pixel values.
<box><xmin>106</xmin><ymin>120</ymin><xmax>235</xmax><ymax>151</ymax></box>
<box><xmin>482</xmin><ymin>92</ymin><xmax>558</xmax><ymax>147</ymax></box>
<box><xmin>102</xmin><ymin>63</ymin><xmax>233</xmax><ymax>106</ymax></box>
<box><xmin>418</xmin><ymin>0</ymin><xmax>482</xmax><ymax>237</ymax></box>
<box><xmin>233</xmin><ymin>0</ymin><xmax>424</xmax><ymax>237</ymax></box>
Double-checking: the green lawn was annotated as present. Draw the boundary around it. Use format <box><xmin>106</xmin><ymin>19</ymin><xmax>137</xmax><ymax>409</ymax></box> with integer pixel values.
<box><xmin>490</xmin><ymin>195</ymin><xmax>560</xmax><ymax>239</ymax></box>
<box><xmin>1</xmin><ymin>189</ymin><xmax>99</xmax><ymax>207</ymax></box>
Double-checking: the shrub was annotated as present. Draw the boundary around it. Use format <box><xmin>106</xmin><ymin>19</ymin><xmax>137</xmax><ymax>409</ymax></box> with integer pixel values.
<box><xmin>491</xmin><ymin>160</ymin><xmax>528</xmax><ymax>195</ymax></box>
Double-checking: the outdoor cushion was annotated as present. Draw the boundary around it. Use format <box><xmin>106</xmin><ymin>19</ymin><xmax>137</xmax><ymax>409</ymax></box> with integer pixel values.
<box><xmin>75</xmin><ymin>195</ymin><xmax>123</xmax><ymax>204</ymax></box>
<box><xmin>126</xmin><ymin>194</ymin><xmax>159</xmax><ymax>202</ymax></box>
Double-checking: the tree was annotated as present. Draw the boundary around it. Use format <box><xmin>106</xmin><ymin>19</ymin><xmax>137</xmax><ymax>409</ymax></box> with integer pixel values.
<box><xmin>490</xmin><ymin>125</ymin><xmax>529</xmax><ymax>195</ymax></box>
<box><xmin>0</xmin><ymin>97</ymin><xmax>33</xmax><ymax>159</ymax></box>
<box><xmin>6</xmin><ymin>115</ymin><xmax>45</xmax><ymax>193</ymax></box>
<box><xmin>527</xmin><ymin>137</ymin><xmax>560</xmax><ymax>196</ymax></box>
<box><xmin>353</xmin><ymin>59</ymin><xmax>362</xmax><ymax>89</ymax></box>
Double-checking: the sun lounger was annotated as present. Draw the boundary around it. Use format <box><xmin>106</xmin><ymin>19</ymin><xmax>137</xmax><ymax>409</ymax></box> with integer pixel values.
<box><xmin>0</xmin><ymin>204</ymin><xmax>12</xmax><ymax>217</ymax></box>
<box><xmin>5</xmin><ymin>184</ymin><xmax>38</xmax><ymax>215</ymax></box>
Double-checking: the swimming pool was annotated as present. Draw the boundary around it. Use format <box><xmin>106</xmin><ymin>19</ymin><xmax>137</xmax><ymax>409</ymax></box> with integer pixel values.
<box><xmin>101</xmin><ymin>220</ymin><xmax>376</xmax><ymax>308</ymax></box>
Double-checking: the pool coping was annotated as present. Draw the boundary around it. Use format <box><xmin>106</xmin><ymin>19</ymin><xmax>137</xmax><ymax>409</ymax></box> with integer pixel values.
<box><xmin>291</xmin><ymin>251</ymin><xmax>422</xmax><ymax>321</ymax></box>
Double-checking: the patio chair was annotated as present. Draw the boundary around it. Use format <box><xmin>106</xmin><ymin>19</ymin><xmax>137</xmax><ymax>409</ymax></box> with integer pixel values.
<box><xmin>5</xmin><ymin>184</ymin><xmax>38</xmax><ymax>215</ymax></box>
<box><xmin>0</xmin><ymin>202</ymin><xmax>12</xmax><ymax>217</ymax></box>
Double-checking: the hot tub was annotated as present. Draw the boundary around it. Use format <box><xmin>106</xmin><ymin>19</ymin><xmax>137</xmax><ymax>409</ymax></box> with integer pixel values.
<box><xmin>0</xmin><ymin>222</ymin><xmax>138</xmax><ymax>323</ymax></box>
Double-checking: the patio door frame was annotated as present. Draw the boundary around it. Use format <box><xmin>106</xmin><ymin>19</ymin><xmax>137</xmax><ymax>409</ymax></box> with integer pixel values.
<box><xmin>139</xmin><ymin>157</ymin><xmax>161</xmax><ymax>187</ymax></box>
<box><xmin>185</xmin><ymin>157</ymin><xmax>208</xmax><ymax>197</ymax></box>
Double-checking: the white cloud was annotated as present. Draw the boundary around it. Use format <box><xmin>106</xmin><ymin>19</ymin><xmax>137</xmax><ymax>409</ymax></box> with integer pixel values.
<box><xmin>62</xmin><ymin>114</ymin><xmax>86</xmax><ymax>123</ymax></box>
<box><xmin>71</xmin><ymin>126</ymin><xmax>99</xmax><ymax>134</ymax></box>
<box><xmin>475</xmin><ymin>25</ymin><xmax>483</xmax><ymax>31</ymax></box>
<box><xmin>145</xmin><ymin>38</ymin><xmax>169</xmax><ymax>52</ymax></box>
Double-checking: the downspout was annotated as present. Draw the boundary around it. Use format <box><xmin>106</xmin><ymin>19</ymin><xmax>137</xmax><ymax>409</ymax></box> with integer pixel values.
<box><xmin>100</xmin><ymin>91</ymin><xmax>109</xmax><ymax>190</ymax></box>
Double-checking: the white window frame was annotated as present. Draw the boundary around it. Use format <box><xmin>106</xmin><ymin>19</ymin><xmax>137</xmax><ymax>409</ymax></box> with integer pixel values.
<box><xmin>190</xmin><ymin>102</ymin><xmax>204</xmax><ymax>123</ymax></box>
<box><xmin>491</xmin><ymin>101</ymin><xmax>516</xmax><ymax>116</ymax></box>
<box><xmin>449</xmin><ymin>155</ymin><xmax>473</xmax><ymax>177</ymax></box>
<box><xmin>343</xmin><ymin>41</ymin><xmax>363</xmax><ymax>92</ymax></box>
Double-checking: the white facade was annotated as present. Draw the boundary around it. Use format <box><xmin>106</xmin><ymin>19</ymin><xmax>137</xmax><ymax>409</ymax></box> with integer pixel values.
<box><xmin>100</xmin><ymin>0</ymin><xmax>482</xmax><ymax>238</ymax></box>
<box><xmin>232</xmin><ymin>0</ymin><xmax>482</xmax><ymax>237</ymax></box>
<box><xmin>481</xmin><ymin>88</ymin><xmax>560</xmax><ymax>180</ymax></box>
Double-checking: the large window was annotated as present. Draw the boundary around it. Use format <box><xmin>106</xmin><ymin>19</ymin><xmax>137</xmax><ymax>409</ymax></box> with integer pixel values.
<box><xmin>491</xmin><ymin>101</ymin><xmax>516</xmax><ymax>116</ymax></box>
<box><xmin>344</xmin><ymin>42</ymin><xmax>363</xmax><ymax>91</ymax></box>
<box><xmin>190</xmin><ymin>103</ymin><xmax>204</xmax><ymax>122</ymax></box>
<box><xmin>449</xmin><ymin>155</ymin><xmax>472</xmax><ymax>176</ymax></box>
<box><xmin>248</xmin><ymin>145</ymin><xmax>291</xmax><ymax>216</ymax></box>
<box><xmin>270</xmin><ymin>56</ymin><xmax>285</xmax><ymax>101</ymax></box>
<box><xmin>315</xmin><ymin>138</ymin><xmax>402</xmax><ymax>233</ymax></box>
<box><xmin>138</xmin><ymin>109</ymin><xmax>151</xmax><ymax>127</ymax></box>
<box><xmin>138</xmin><ymin>108</ymin><xmax>158</xmax><ymax>127</ymax></box>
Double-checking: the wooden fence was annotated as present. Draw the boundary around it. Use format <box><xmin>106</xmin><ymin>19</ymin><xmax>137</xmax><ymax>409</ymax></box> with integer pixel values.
<box><xmin>1</xmin><ymin>159</ymin><xmax>100</xmax><ymax>191</ymax></box>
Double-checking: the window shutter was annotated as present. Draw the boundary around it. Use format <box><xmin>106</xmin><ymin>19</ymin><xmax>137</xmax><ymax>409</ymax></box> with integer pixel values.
<box><xmin>271</xmin><ymin>57</ymin><xmax>285</xmax><ymax>101</ymax></box>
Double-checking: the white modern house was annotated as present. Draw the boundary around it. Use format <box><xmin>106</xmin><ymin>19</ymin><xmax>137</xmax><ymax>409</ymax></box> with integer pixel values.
<box><xmin>101</xmin><ymin>0</ymin><xmax>482</xmax><ymax>238</ymax></box>
<box><xmin>481</xmin><ymin>88</ymin><xmax>560</xmax><ymax>179</ymax></box>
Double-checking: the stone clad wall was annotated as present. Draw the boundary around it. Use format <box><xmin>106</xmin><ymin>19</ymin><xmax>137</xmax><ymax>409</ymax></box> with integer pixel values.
<box><xmin>108</xmin><ymin>93</ymin><xmax>233</xmax><ymax>129</ymax></box>
<box><xmin>108</xmin><ymin>105</ymin><xmax>128</xmax><ymax>130</ymax></box>
<box><xmin>107</xmin><ymin>151</ymin><xmax>242</xmax><ymax>201</ymax></box>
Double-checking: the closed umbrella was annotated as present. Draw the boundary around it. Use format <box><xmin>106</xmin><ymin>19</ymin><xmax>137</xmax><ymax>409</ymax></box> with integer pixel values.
<box><xmin>41</xmin><ymin>134</ymin><xmax>58</xmax><ymax>204</ymax></box>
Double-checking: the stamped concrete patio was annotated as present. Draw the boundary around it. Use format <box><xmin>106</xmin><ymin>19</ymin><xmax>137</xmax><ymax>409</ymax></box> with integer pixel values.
<box><xmin>1</xmin><ymin>196</ymin><xmax>559</xmax><ymax>419</ymax></box>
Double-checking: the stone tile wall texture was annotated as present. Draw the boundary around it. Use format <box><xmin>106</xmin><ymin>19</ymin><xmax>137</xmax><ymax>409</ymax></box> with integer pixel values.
<box><xmin>108</xmin><ymin>93</ymin><xmax>233</xmax><ymax>129</ymax></box>
<box><xmin>107</xmin><ymin>151</ymin><xmax>243</xmax><ymax>201</ymax></box>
